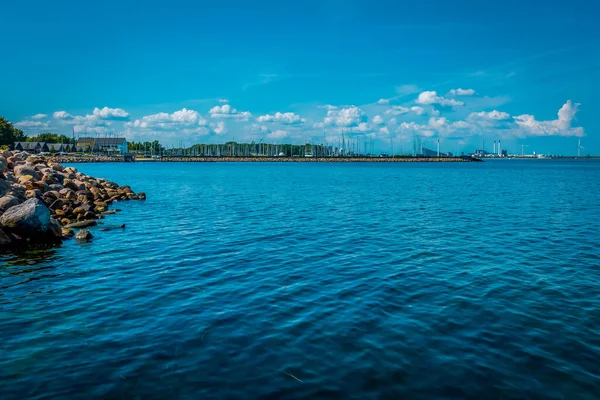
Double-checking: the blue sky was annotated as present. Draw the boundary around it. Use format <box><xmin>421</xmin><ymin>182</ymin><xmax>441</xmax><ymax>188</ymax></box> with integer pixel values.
<box><xmin>2</xmin><ymin>0</ymin><xmax>598</xmax><ymax>155</ymax></box>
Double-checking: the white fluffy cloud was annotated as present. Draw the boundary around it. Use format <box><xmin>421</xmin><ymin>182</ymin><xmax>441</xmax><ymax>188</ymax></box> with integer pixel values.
<box><xmin>372</xmin><ymin>115</ymin><xmax>384</xmax><ymax>125</ymax></box>
<box><xmin>267</xmin><ymin>130</ymin><xmax>288</xmax><ymax>140</ymax></box>
<box><xmin>53</xmin><ymin>107</ymin><xmax>130</xmax><ymax>130</ymax></box>
<box><xmin>15</xmin><ymin>120</ymin><xmax>51</xmax><ymax>130</ymax></box>
<box><xmin>354</xmin><ymin>122</ymin><xmax>373</xmax><ymax>133</ymax></box>
<box><xmin>448</xmin><ymin>88</ymin><xmax>475</xmax><ymax>96</ymax></box>
<box><xmin>556</xmin><ymin>100</ymin><xmax>579</xmax><ymax>130</ymax></box>
<box><xmin>513</xmin><ymin>100</ymin><xmax>583</xmax><ymax>137</ymax></box>
<box><xmin>209</xmin><ymin>104</ymin><xmax>252</xmax><ymax>121</ymax></box>
<box><xmin>428</xmin><ymin>117</ymin><xmax>448</xmax><ymax>130</ymax></box>
<box><xmin>410</xmin><ymin>106</ymin><xmax>425</xmax><ymax>116</ymax></box>
<box><xmin>31</xmin><ymin>114</ymin><xmax>47</xmax><ymax>120</ymax></box>
<box><xmin>127</xmin><ymin>108</ymin><xmax>206</xmax><ymax>130</ymax></box>
<box><xmin>211</xmin><ymin>121</ymin><xmax>227</xmax><ymax>135</ymax></box>
<box><xmin>257</xmin><ymin>112</ymin><xmax>305</xmax><ymax>125</ymax></box>
<box><xmin>467</xmin><ymin>110</ymin><xmax>511</xmax><ymax>121</ymax></box>
<box><xmin>384</xmin><ymin>106</ymin><xmax>409</xmax><ymax>116</ymax></box>
<box><xmin>396</xmin><ymin>121</ymin><xmax>427</xmax><ymax>133</ymax></box>
<box><xmin>53</xmin><ymin>111</ymin><xmax>73</xmax><ymax>120</ymax></box>
<box><xmin>245</xmin><ymin>123</ymin><xmax>270</xmax><ymax>133</ymax></box>
<box><xmin>323</xmin><ymin>106</ymin><xmax>367</xmax><ymax>127</ymax></box>
<box><xmin>416</xmin><ymin>91</ymin><xmax>464</xmax><ymax>107</ymax></box>
<box><xmin>92</xmin><ymin>107</ymin><xmax>129</xmax><ymax>121</ymax></box>
<box><xmin>218</xmin><ymin>98</ymin><xmax>229</xmax><ymax>103</ymax></box>
<box><xmin>377</xmin><ymin>98</ymin><xmax>390</xmax><ymax>105</ymax></box>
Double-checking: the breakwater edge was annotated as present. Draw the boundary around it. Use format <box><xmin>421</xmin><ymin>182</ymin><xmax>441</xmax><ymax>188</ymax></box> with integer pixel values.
<box><xmin>51</xmin><ymin>155</ymin><xmax>479</xmax><ymax>163</ymax></box>
<box><xmin>0</xmin><ymin>151</ymin><xmax>145</xmax><ymax>250</ymax></box>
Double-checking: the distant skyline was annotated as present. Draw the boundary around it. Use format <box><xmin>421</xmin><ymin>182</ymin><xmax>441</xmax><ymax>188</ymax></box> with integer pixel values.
<box><xmin>2</xmin><ymin>0</ymin><xmax>598</xmax><ymax>155</ymax></box>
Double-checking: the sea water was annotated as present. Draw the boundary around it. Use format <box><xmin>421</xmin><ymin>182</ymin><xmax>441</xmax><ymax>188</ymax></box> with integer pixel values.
<box><xmin>1</xmin><ymin>160</ymin><xmax>599</xmax><ymax>399</ymax></box>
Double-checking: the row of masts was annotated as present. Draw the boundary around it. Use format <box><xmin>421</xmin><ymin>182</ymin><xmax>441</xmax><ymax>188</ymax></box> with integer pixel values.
<box><xmin>148</xmin><ymin>134</ymin><xmax>446</xmax><ymax>157</ymax></box>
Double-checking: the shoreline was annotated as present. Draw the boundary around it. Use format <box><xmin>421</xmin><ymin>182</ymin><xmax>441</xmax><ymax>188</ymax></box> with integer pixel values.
<box><xmin>51</xmin><ymin>156</ymin><xmax>479</xmax><ymax>163</ymax></box>
<box><xmin>0</xmin><ymin>151</ymin><xmax>145</xmax><ymax>251</ymax></box>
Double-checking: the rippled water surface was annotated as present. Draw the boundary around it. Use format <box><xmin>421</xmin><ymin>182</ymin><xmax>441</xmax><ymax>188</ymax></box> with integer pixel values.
<box><xmin>1</xmin><ymin>160</ymin><xmax>600</xmax><ymax>399</ymax></box>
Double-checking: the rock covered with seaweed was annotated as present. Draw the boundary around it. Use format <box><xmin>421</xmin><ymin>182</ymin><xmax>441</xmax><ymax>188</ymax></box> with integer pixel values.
<box><xmin>0</xmin><ymin>150</ymin><xmax>145</xmax><ymax>249</ymax></box>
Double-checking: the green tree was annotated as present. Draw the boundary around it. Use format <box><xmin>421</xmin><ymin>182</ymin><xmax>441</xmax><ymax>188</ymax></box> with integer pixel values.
<box><xmin>26</xmin><ymin>133</ymin><xmax>75</xmax><ymax>144</ymax></box>
<box><xmin>128</xmin><ymin>140</ymin><xmax>163</xmax><ymax>154</ymax></box>
<box><xmin>0</xmin><ymin>117</ymin><xmax>26</xmax><ymax>147</ymax></box>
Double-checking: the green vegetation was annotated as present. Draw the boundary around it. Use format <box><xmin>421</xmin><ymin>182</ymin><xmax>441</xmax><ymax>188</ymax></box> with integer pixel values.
<box><xmin>128</xmin><ymin>140</ymin><xmax>163</xmax><ymax>153</ymax></box>
<box><xmin>0</xmin><ymin>117</ymin><xmax>26</xmax><ymax>147</ymax></box>
<box><xmin>26</xmin><ymin>133</ymin><xmax>75</xmax><ymax>144</ymax></box>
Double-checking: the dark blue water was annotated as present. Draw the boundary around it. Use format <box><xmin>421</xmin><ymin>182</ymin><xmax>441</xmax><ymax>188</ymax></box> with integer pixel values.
<box><xmin>1</xmin><ymin>160</ymin><xmax>600</xmax><ymax>399</ymax></box>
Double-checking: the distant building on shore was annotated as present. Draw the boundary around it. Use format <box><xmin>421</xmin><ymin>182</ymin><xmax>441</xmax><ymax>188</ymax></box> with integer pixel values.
<box><xmin>13</xmin><ymin>141</ymin><xmax>76</xmax><ymax>153</ymax></box>
<box><xmin>77</xmin><ymin>137</ymin><xmax>128</xmax><ymax>154</ymax></box>
<box><xmin>14</xmin><ymin>141</ymin><xmax>49</xmax><ymax>153</ymax></box>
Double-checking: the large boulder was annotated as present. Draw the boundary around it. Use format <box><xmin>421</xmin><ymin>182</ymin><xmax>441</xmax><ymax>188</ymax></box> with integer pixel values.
<box><xmin>26</xmin><ymin>155</ymin><xmax>44</xmax><ymax>164</ymax></box>
<box><xmin>13</xmin><ymin>152</ymin><xmax>29</xmax><ymax>161</ymax></box>
<box><xmin>0</xmin><ymin>198</ymin><xmax>52</xmax><ymax>235</ymax></box>
<box><xmin>13</xmin><ymin>164</ymin><xmax>41</xmax><ymax>180</ymax></box>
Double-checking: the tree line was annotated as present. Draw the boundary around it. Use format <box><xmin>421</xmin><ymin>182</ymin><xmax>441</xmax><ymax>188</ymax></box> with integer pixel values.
<box><xmin>0</xmin><ymin>117</ymin><xmax>76</xmax><ymax>149</ymax></box>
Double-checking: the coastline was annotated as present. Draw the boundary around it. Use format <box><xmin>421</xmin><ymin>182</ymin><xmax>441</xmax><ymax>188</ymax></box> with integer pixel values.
<box><xmin>51</xmin><ymin>156</ymin><xmax>479</xmax><ymax>163</ymax></box>
<box><xmin>0</xmin><ymin>151</ymin><xmax>145</xmax><ymax>251</ymax></box>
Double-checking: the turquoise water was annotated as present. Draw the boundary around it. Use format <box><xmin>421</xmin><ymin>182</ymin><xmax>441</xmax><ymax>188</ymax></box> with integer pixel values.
<box><xmin>1</xmin><ymin>160</ymin><xmax>600</xmax><ymax>399</ymax></box>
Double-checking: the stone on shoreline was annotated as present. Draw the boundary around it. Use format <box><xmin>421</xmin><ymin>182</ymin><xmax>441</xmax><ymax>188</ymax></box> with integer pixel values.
<box><xmin>75</xmin><ymin>230</ymin><xmax>93</xmax><ymax>242</ymax></box>
<box><xmin>0</xmin><ymin>150</ymin><xmax>144</xmax><ymax>251</ymax></box>
<box><xmin>0</xmin><ymin>195</ymin><xmax>20</xmax><ymax>211</ymax></box>
<box><xmin>64</xmin><ymin>220</ymin><xmax>97</xmax><ymax>229</ymax></box>
<box><xmin>61</xmin><ymin>227</ymin><xmax>74</xmax><ymax>238</ymax></box>
<box><xmin>0</xmin><ymin>198</ymin><xmax>59</xmax><ymax>244</ymax></box>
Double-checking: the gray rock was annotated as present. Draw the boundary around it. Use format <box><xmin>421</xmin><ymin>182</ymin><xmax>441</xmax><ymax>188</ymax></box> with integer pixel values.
<box><xmin>50</xmin><ymin>162</ymin><xmax>64</xmax><ymax>172</ymax></box>
<box><xmin>13</xmin><ymin>164</ymin><xmax>41</xmax><ymax>180</ymax></box>
<box><xmin>75</xmin><ymin>229</ymin><xmax>93</xmax><ymax>242</ymax></box>
<box><xmin>13</xmin><ymin>152</ymin><xmax>29</xmax><ymax>161</ymax></box>
<box><xmin>0</xmin><ymin>195</ymin><xmax>20</xmax><ymax>211</ymax></box>
<box><xmin>0</xmin><ymin>198</ymin><xmax>51</xmax><ymax>234</ymax></box>
<box><xmin>64</xmin><ymin>220</ymin><xmax>97</xmax><ymax>229</ymax></box>
<box><xmin>0</xmin><ymin>179</ymin><xmax>12</xmax><ymax>196</ymax></box>
<box><xmin>26</xmin><ymin>156</ymin><xmax>44</xmax><ymax>164</ymax></box>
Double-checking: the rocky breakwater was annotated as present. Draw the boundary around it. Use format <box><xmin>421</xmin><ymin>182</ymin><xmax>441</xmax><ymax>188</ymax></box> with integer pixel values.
<box><xmin>0</xmin><ymin>151</ymin><xmax>145</xmax><ymax>250</ymax></box>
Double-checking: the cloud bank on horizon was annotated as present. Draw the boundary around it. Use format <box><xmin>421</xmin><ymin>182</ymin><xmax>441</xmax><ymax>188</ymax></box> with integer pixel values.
<box><xmin>13</xmin><ymin>87</ymin><xmax>585</xmax><ymax>151</ymax></box>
